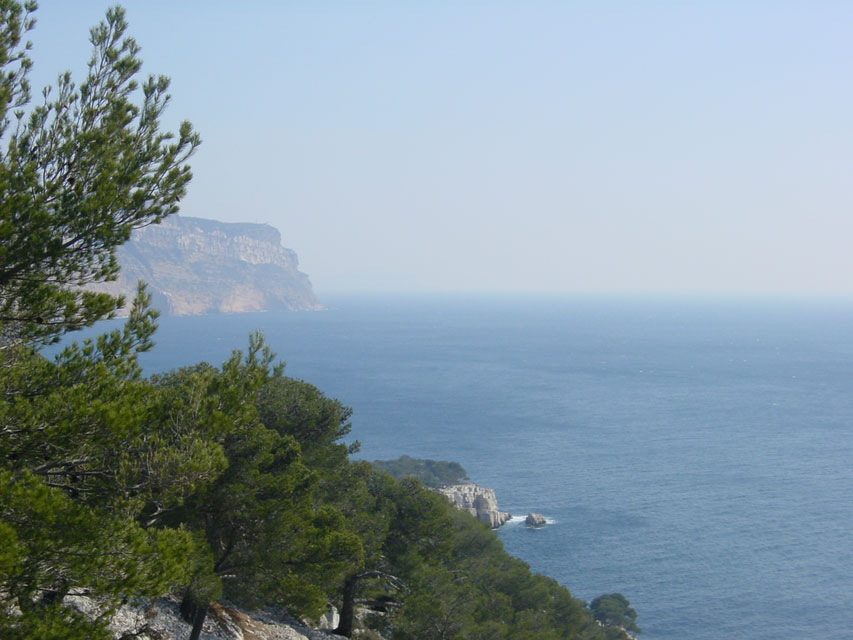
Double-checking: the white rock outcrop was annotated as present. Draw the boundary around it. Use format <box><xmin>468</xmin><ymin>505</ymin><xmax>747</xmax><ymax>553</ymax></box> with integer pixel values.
<box><xmin>525</xmin><ymin>512</ymin><xmax>546</xmax><ymax>527</ymax></box>
<box><xmin>438</xmin><ymin>482</ymin><xmax>512</xmax><ymax>528</ymax></box>
<box><xmin>67</xmin><ymin>595</ymin><xmax>341</xmax><ymax>640</ymax></box>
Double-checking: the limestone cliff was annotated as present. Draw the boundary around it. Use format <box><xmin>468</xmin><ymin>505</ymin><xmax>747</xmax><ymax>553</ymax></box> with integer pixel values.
<box><xmin>438</xmin><ymin>482</ymin><xmax>512</xmax><ymax>529</ymax></box>
<box><xmin>91</xmin><ymin>215</ymin><xmax>323</xmax><ymax>315</ymax></box>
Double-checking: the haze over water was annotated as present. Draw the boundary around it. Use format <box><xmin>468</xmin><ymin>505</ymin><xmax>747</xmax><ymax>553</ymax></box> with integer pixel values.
<box><xmin>31</xmin><ymin>2</ymin><xmax>853</xmax><ymax>296</ymax></box>
<box><xmin>67</xmin><ymin>293</ymin><xmax>853</xmax><ymax>640</ymax></box>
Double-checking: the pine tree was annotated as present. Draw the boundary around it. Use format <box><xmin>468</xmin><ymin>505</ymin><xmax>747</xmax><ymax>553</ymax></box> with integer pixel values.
<box><xmin>0</xmin><ymin>4</ymin><xmax>200</xmax><ymax>636</ymax></box>
<box><xmin>0</xmin><ymin>2</ymin><xmax>199</xmax><ymax>347</ymax></box>
<box><xmin>156</xmin><ymin>337</ymin><xmax>363</xmax><ymax>640</ymax></box>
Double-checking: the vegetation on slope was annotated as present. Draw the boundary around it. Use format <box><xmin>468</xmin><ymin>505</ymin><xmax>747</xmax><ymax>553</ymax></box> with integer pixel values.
<box><xmin>372</xmin><ymin>455</ymin><xmax>469</xmax><ymax>488</ymax></box>
<box><xmin>0</xmin><ymin>4</ymin><xmax>638</xmax><ymax>639</ymax></box>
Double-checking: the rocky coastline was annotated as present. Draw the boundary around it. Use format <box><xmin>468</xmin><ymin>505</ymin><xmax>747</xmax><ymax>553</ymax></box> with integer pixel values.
<box><xmin>437</xmin><ymin>482</ymin><xmax>512</xmax><ymax>529</ymax></box>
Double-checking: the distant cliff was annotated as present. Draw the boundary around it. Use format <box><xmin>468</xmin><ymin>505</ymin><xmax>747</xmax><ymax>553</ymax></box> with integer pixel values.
<box><xmin>91</xmin><ymin>215</ymin><xmax>323</xmax><ymax>315</ymax></box>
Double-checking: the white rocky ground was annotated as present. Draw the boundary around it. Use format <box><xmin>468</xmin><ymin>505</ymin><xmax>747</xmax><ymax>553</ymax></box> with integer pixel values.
<box><xmin>67</xmin><ymin>595</ymin><xmax>346</xmax><ymax>640</ymax></box>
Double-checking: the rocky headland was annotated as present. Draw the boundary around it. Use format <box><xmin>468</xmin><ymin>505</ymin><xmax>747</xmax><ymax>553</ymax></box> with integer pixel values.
<box><xmin>438</xmin><ymin>482</ymin><xmax>512</xmax><ymax>529</ymax></box>
<box><xmin>371</xmin><ymin>458</ymin><xmax>513</xmax><ymax>530</ymax></box>
<box><xmin>89</xmin><ymin>215</ymin><xmax>323</xmax><ymax>315</ymax></box>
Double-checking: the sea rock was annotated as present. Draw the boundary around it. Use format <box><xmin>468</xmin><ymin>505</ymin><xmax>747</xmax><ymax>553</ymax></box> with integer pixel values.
<box><xmin>438</xmin><ymin>482</ymin><xmax>512</xmax><ymax>528</ymax></box>
<box><xmin>525</xmin><ymin>512</ymin><xmax>547</xmax><ymax>527</ymax></box>
<box><xmin>87</xmin><ymin>215</ymin><xmax>323</xmax><ymax>315</ymax></box>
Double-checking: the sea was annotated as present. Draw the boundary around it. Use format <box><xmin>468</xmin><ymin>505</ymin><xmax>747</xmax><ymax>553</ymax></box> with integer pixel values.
<box><xmin>55</xmin><ymin>293</ymin><xmax>853</xmax><ymax>640</ymax></box>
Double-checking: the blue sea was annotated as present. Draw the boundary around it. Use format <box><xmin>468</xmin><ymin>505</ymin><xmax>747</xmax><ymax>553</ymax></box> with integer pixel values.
<box><xmin>62</xmin><ymin>294</ymin><xmax>853</xmax><ymax>639</ymax></box>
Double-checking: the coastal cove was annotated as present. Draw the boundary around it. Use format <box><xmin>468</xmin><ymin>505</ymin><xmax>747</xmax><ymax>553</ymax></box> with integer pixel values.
<box><xmin>58</xmin><ymin>293</ymin><xmax>853</xmax><ymax>640</ymax></box>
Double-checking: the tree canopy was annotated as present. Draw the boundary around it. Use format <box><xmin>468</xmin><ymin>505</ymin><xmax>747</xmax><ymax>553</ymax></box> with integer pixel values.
<box><xmin>590</xmin><ymin>593</ymin><xmax>641</xmax><ymax>635</ymax></box>
<box><xmin>372</xmin><ymin>455</ymin><xmax>469</xmax><ymax>488</ymax></box>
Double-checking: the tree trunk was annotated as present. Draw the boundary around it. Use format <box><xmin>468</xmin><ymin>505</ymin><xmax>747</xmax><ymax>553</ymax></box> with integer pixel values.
<box><xmin>188</xmin><ymin>605</ymin><xmax>207</xmax><ymax>640</ymax></box>
<box><xmin>180</xmin><ymin>590</ymin><xmax>208</xmax><ymax>640</ymax></box>
<box><xmin>39</xmin><ymin>579</ymin><xmax>69</xmax><ymax>606</ymax></box>
<box><xmin>334</xmin><ymin>574</ymin><xmax>359</xmax><ymax>637</ymax></box>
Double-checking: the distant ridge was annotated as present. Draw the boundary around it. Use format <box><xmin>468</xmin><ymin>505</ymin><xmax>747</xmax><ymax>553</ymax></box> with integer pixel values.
<box><xmin>90</xmin><ymin>215</ymin><xmax>323</xmax><ymax>315</ymax></box>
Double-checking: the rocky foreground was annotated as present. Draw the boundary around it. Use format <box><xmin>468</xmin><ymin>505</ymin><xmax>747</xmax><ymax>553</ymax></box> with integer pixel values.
<box><xmin>69</xmin><ymin>595</ymin><xmax>346</xmax><ymax>640</ymax></box>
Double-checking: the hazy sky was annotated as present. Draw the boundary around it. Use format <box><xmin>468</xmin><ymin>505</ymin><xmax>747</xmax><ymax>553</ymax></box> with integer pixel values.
<box><xmin>29</xmin><ymin>2</ymin><xmax>853</xmax><ymax>294</ymax></box>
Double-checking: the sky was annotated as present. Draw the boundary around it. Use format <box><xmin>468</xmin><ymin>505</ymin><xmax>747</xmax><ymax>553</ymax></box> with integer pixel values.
<box><xmin>28</xmin><ymin>1</ymin><xmax>853</xmax><ymax>295</ymax></box>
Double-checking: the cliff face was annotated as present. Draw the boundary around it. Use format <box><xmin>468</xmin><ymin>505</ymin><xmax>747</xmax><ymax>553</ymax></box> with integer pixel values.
<box><xmin>438</xmin><ymin>482</ymin><xmax>512</xmax><ymax>529</ymax></box>
<box><xmin>92</xmin><ymin>215</ymin><xmax>323</xmax><ymax>315</ymax></box>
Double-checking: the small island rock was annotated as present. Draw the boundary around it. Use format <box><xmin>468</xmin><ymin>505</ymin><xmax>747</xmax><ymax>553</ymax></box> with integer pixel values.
<box><xmin>525</xmin><ymin>512</ymin><xmax>547</xmax><ymax>527</ymax></box>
